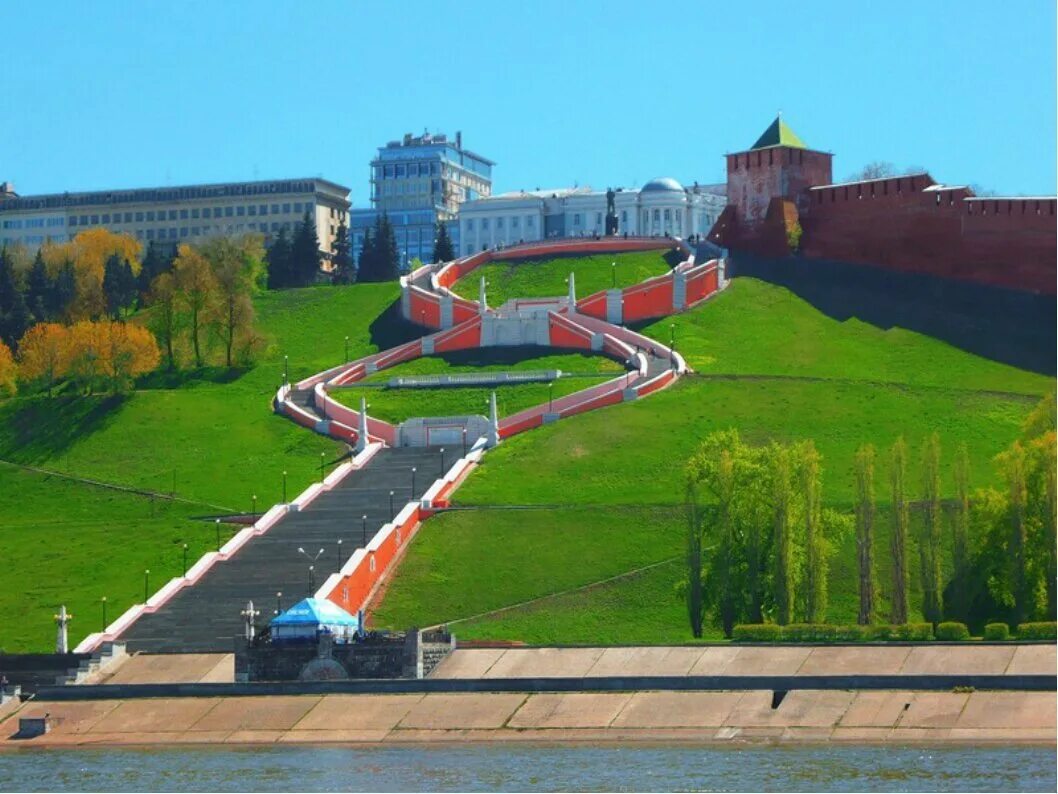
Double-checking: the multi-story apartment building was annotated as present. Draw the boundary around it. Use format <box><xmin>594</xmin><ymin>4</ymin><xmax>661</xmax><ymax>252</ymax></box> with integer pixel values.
<box><xmin>0</xmin><ymin>177</ymin><xmax>351</xmax><ymax>265</ymax></box>
<box><xmin>350</xmin><ymin>131</ymin><xmax>493</xmax><ymax>268</ymax></box>
<box><xmin>459</xmin><ymin>178</ymin><xmax>726</xmax><ymax>255</ymax></box>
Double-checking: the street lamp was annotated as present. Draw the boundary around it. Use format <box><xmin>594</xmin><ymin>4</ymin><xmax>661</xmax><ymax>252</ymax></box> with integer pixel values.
<box><xmin>320</xmin><ymin>452</ymin><xmax>326</xmax><ymax>483</ymax></box>
<box><xmin>101</xmin><ymin>596</ymin><xmax>107</xmax><ymax>631</ymax></box>
<box><xmin>389</xmin><ymin>490</ymin><xmax>395</xmax><ymax>519</ymax></box>
<box><xmin>308</xmin><ymin>564</ymin><xmax>315</xmax><ymax>592</ymax></box>
<box><xmin>215</xmin><ymin>518</ymin><xmax>221</xmax><ymax>551</ymax></box>
<box><xmin>362</xmin><ymin>514</ymin><xmax>368</xmax><ymax>546</ymax></box>
<box><xmin>337</xmin><ymin>538</ymin><xmax>343</xmax><ymax>569</ymax></box>
<box><xmin>611</xmin><ymin>261</ymin><xmax>616</xmax><ymax>288</ymax></box>
<box><xmin>182</xmin><ymin>543</ymin><xmax>189</xmax><ymax>576</ymax></box>
<box><xmin>284</xmin><ymin>354</ymin><xmax>289</xmax><ymax>384</ymax></box>
<box><xmin>251</xmin><ymin>494</ymin><xmax>257</xmax><ymax>524</ymax></box>
<box><xmin>344</xmin><ymin>335</ymin><xmax>349</xmax><ymax>363</ymax></box>
<box><xmin>462</xmin><ymin>427</ymin><xmax>468</xmax><ymax>457</ymax></box>
<box><xmin>282</xmin><ymin>470</ymin><xmax>287</xmax><ymax>503</ymax></box>
<box><xmin>411</xmin><ymin>467</ymin><xmax>417</xmax><ymax>498</ymax></box>
<box><xmin>143</xmin><ymin>569</ymin><xmax>150</xmax><ymax>602</ymax></box>
<box><xmin>549</xmin><ymin>382</ymin><xmax>554</xmax><ymax>412</ymax></box>
<box><xmin>297</xmin><ymin>547</ymin><xmax>325</xmax><ymax>594</ymax></box>
<box><xmin>439</xmin><ymin>447</ymin><xmax>446</xmax><ymax>476</ymax></box>
<box><xmin>275</xmin><ymin>591</ymin><xmax>283</xmax><ymax>615</ymax></box>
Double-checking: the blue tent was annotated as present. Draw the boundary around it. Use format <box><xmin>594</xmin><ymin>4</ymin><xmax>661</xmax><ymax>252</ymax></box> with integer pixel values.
<box><xmin>270</xmin><ymin>597</ymin><xmax>359</xmax><ymax>643</ymax></box>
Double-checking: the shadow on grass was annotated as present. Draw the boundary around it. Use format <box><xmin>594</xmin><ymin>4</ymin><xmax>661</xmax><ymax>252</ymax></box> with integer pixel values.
<box><xmin>0</xmin><ymin>393</ymin><xmax>127</xmax><ymax>463</ymax></box>
<box><xmin>136</xmin><ymin>366</ymin><xmax>249</xmax><ymax>390</ymax></box>
<box><xmin>369</xmin><ymin>298</ymin><xmax>427</xmax><ymax>351</ymax></box>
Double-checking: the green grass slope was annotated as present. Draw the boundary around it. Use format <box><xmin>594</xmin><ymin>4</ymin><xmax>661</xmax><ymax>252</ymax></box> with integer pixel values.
<box><xmin>373</xmin><ymin>278</ymin><xmax>1054</xmax><ymax>642</ymax></box>
<box><xmin>0</xmin><ymin>282</ymin><xmax>399</xmax><ymax>652</ymax></box>
<box><xmin>450</xmin><ymin>250</ymin><xmax>674</xmax><ymax>306</ymax></box>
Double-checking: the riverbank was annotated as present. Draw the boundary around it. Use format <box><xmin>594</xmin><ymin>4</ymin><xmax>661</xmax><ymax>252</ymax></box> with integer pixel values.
<box><xmin>2</xmin><ymin>690</ymin><xmax>1054</xmax><ymax>749</ymax></box>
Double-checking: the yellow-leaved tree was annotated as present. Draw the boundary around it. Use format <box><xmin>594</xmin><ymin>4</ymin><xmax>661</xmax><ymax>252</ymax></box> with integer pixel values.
<box><xmin>41</xmin><ymin>229</ymin><xmax>142</xmax><ymax>320</ymax></box>
<box><xmin>172</xmin><ymin>244</ymin><xmax>217</xmax><ymax>367</ymax></box>
<box><xmin>17</xmin><ymin>323</ymin><xmax>72</xmax><ymax>396</ymax></box>
<box><xmin>97</xmin><ymin>320</ymin><xmax>161</xmax><ymax>391</ymax></box>
<box><xmin>0</xmin><ymin>339</ymin><xmax>16</xmax><ymax>396</ymax></box>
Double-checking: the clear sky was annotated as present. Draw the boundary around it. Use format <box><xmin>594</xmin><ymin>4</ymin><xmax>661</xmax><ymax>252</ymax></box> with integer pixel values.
<box><xmin>2</xmin><ymin>1</ymin><xmax>1055</xmax><ymax>204</ymax></box>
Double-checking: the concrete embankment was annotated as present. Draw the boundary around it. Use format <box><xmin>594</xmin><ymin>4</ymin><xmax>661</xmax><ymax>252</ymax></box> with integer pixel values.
<box><xmin>1</xmin><ymin>690</ymin><xmax>1055</xmax><ymax>747</ymax></box>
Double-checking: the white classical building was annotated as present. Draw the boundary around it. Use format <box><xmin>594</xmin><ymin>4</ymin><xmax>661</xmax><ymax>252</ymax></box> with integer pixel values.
<box><xmin>457</xmin><ymin>178</ymin><xmax>726</xmax><ymax>255</ymax></box>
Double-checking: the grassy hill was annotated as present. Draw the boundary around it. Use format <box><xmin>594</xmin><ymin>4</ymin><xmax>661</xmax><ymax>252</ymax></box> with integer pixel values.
<box><xmin>0</xmin><ymin>282</ymin><xmax>399</xmax><ymax>652</ymax></box>
<box><xmin>450</xmin><ymin>249</ymin><xmax>675</xmax><ymax>306</ymax></box>
<box><xmin>332</xmin><ymin>350</ymin><xmax>623</xmax><ymax>424</ymax></box>
<box><xmin>371</xmin><ymin>278</ymin><xmax>1054</xmax><ymax>642</ymax></box>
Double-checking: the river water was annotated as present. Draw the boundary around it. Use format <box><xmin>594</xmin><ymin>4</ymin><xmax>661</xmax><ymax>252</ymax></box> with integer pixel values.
<box><xmin>0</xmin><ymin>744</ymin><xmax>1053</xmax><ymax>792</ymax></box>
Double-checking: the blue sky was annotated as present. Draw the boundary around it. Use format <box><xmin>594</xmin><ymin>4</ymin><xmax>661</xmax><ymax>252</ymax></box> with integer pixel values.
<box><xmin>2</xmin><ymin>1</ymin><xmax>1054</xmax><ymax>203</ymax></box>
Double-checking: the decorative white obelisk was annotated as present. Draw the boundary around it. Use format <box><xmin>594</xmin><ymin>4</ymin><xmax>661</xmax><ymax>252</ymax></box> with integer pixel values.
<box><xmin>355</xmin><ymin>396</ymin><xmax>369</xmax><ymax>453</ymax></box>
<box><xmin>54</xmin><ymin>605</ymin><xmax>71</xmax><ymax>654</ymax></box>
<box><xmin>479</xmin><ymin>276</ymin><xmax>488</xmax><ymax>315</ymax></box>
<box><xmin>567</xmin><ymin>272</ymin><xmax>577</xmax><ymax>310</ymax></box>
<box><xmin>487</xmin><ymin>390</ymin><xmax>499</xmax><ymax>448</ymax></box>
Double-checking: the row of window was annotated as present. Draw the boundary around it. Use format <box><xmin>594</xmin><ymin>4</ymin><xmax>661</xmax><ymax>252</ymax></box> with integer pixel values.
<box><xmin>0</xmin><ymin>221</ymin><xmax>304</xmax><ymax>249</ymax></box>
<box><xmin>464</xmin><ymin>215</ymin><xmax>538</xmax><ymax>232</ymax></box>
<box><xmin>376</xmin><ymin>161</ymin><xmax>442</xmax><ymax>179</ymax></box>
<box><xmin>65</xmin><ymin>202</ymin><xmax>315</xmax><ymax>228</ymax></box>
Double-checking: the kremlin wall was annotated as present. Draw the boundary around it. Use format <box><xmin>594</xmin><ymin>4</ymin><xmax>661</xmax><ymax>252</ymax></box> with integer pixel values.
<box><xmin>709</xmin><ymin>117</ymin><xmax>1056</xmax><ymax>295</ymax></box>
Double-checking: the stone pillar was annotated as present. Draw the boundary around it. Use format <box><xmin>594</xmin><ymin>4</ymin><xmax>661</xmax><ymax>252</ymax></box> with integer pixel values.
<box><xmin>402</xmin><ymin>629</ymin><xmax>423</xmax><ymax>679</ymax></box>
<box><xmin>54</xmin><ymin>605</ymin><xmax>70</xmax><ymax>654</ymax></box>
<box><xmin>567</xmin><ymin>271</ymin><xmax>577</xmax><ymax>310</ymax></box>
<box><xmin>355</xmin><ymin>397</ymin><xmax>369</xmax><ymax>453</ymax></box>
<box><xmin>479</xmin><ymin>276</ymin><xmax>488</xmax><ymax>315</ymax></box>
<box><xmin>487</xmin><ymin>391</ymin><xmax>499</xmax><ymax>448</ymax></box>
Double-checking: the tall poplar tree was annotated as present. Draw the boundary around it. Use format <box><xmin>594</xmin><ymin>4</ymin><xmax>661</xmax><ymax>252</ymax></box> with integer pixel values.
<box><xmin>949</xmin><ymin>443</ymin><xmax>971</xmax><ymax>621</ymax></box>
<box><xmin>771</xmin><ymin>443</ymin><xmax>796</xmax><ymax>625</ymax></box>
<box><xmin>889</xmin><ymin>437</ymin><xmax>910</xmax><ymax>624</ymax></box>
<box><xmin>919</xmin><ymin>433</ymin><xmax>943</xmax><ymax>625</ymax></box>
<box><xmin>854</xmin><ymin>444</ymin><xmax>877</xmax><ymax>625</ymax></box>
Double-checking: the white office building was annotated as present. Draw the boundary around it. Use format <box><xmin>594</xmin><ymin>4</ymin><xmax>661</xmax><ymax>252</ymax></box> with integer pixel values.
<box><xmin>458</xmin><ymin>178</ymin><xmax>726</xmax><ymax>255</ymax></box>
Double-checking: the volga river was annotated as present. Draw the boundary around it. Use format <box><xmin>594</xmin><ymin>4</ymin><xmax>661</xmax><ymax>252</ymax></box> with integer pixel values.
<box><xmin>0</xmin><ymin>744</ymin><xmax>1054</xmax><ymax>792</ymax></box>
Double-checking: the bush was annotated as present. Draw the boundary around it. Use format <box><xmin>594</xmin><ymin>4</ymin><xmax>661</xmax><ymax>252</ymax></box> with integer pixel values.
<box><xmin>732</xmin><ymin>624</ymin><xmax>782</xmax><ymax>642</ymax></box>
<box><xmin>1016</xmin><ymin>622</ymin><xmax>1057</xmax><ymax>641</ymax></box>
<box><xmin>935</xmin><ymin>622</ymin><xmax>970</xmax><ymax>641</ymax></box>
<box><xmin>983</xmin><ymin>622</ymin><xmax>1010</xmax><ymax>641</ymax></box>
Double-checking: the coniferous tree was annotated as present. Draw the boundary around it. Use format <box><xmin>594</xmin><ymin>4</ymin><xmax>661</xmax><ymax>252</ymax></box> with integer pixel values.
<box><xmin>0</xmin><ymin>246</ymin><xmax>31</xmax><ymax>349</ymax></box>
<box><xmin>291</xmin><ymin>212</ymin><xmax>321</xmax><ymax>286</ymax></box>
<box><xmin>103</xmin><ymin>254</ymin><xmax>137</xmax><ymax>318</ymax></box>
<box><xmin>266</xmin><ymin>227</ymin><xmax>293</xmax><ymax>289</ymax></box>
<box><xmin>854</xmin><ymin>444</ymin><xmax>877</xmax><ymax>625</ymax></box>
<box><xmin>26</xmin><ymin>250</ymin><xmax>53</xmax><ymax>322</ymax></box>
<box><xmin>919</xmin><ymin>433</ymin><xmax>944</xmax><ymax>625</ymax></box>
<box><xmin>432</xmin><ymin>221</ymin><xmax>454</xmax><ymax>263</ymax></box>
<box><xmin>54</xmin><ymin>261</ymin><xmax>77</xmax><ymax>320</ymax></box>
<box><xmin>331</xmin><ymin>222</ymin><xmax>355</xmax><ymax>284</ymax></box>
<box><xmin>137</xmin><ymin>241</ymin><xmax>172</xmax><ymax>297</ymax></box>
<box><xmin>889</xmin><ymin>437</ymin><xmax>911</xmax><ymax>624</ymax></box>
<box><xmin>357</xmin><ymin>226</ymin><xmax>377</xmax><ymax>282</ymax></box>
<box><xmin>377</xmin><ymin>213</ymin><xmax>400</xmax><ymax>279</ymax></box>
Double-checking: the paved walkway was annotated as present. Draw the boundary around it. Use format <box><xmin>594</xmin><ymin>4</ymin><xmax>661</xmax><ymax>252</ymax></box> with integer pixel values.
<box><xmin>429</xmin><ymin>644</ymin><xmax>1057</xmax><ymax>679</ymax></box>
<box><xmin>3</xmin><ymin>690</ymin><xmax>1054</xmax><ymax>747</ymax></box>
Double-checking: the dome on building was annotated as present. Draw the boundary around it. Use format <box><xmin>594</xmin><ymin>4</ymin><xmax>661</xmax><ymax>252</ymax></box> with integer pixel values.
<box><xmin>641</xmin><ymin>177</ymin><xmax>684</xmax><ymax>193</ymax></box>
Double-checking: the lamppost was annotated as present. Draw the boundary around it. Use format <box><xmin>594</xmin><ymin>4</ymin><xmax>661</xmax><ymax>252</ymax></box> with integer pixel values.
<box><xmin>282</xmin><ymin>470</ymin><xmax>287</xmax><ymax>503</ymax></box>
<box><xmin>101</xmin><ymin>596</ymin><xmax>107</xmax><ymax>631</ymax></box>
<box><xmin>215</xmin><ymin>518</ymin><xmax>221</xmax><ymax>551</ymax></box>
<box><xmin>344</xmin><ymin>335</ymin><xmax>349</xmax><ymax>362</ymax></box>
<box><xmin>297</xmin><ymin>547</ymin><xmax>325</xmax><ymax>594</ymax></box>
<box><xmin>361</xmin><ymin>514</ymin><xmax>368</xmax><ymax>546</ymax></box>
<box><xmin>439</xmin><ymin>447</ymin><xmax>446</xmax><ymax>476</ymax></box>
<box><xmin>337</xmin><ymin>538</ymin><xmax>343</xmax><ymax>569</ymax></box>
<box><xmin>275</xmin><ymin>591</ymin><xmax>283</xmax><ymax>615</ymax></box>
<box><xmin>251</xmin><ymin>494</ymin><xmax>257</xmax><ymax>524</ymax></box>
<box><xmin>143</xmin><ymin>569</ymin><xmax>150</xmax><ymax>602</ymax></box>
<box><xmin>611</xmin><ymin>260</ymin><xmax>617</xmax><ymax>288</ymax></box>
<box><xmin>462</xmin><ymin>427</ymin><xmax>468</xmax><ymax>457</ymax></box>
<box><xmin>284</xmin><ymin>354</ymin><xmax>289</xmax><ymax>384</ymax></box>
<box><xmin>319</xmin><ymin>452</ymin><xmax>326</xmax><ymax>483</ymax></box>
<box><xmin>669</xmin><ymin>323</ymin><xmax>676</xmax><ymax>367</ymax></box>
<box><xmin>549</xmin><ymin>382</ymin><xmax>554</xmax><ymax>412</ymax></box>
<box><xmin>182</xmin><ymin>543</ymin><xmax>189</xmax><ymax>576</ymax></box>
<box><xmin>389</xmin><ymin>490</ymin><xmax>395</xmax><ymax>519</ymax></box>
<box><xmin>410</xmin><ymin>467</ymin><xmax>417</xmax><ymax>498</ymax></box>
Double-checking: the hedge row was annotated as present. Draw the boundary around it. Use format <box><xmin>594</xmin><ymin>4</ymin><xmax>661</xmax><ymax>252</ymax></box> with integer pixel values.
<box><xmin>731</xmin><ymin>621</ymin><xmax>1057</xmax><ymax>642</ymax></box>
<box><xmin>732</xmin><ymin>623</ymin><xmax>934</xmax><ymax>642</ymax></box>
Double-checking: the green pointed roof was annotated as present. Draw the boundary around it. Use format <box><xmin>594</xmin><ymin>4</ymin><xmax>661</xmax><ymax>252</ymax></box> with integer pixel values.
<box><xmin>750</xmin><ymin>116</ymin><xmax>806</xmax><ymax>150</ymax></box>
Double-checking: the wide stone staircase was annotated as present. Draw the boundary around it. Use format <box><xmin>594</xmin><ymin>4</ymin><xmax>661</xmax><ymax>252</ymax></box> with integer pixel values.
<box><xmin>118</xmin><ymin>446</ymin><xmax>444</xmax><ymax>653</ymax></box>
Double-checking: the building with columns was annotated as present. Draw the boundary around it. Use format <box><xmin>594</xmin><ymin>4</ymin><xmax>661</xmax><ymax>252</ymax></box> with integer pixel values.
<box><xmin>457</xmin><ymin>178</ymin><xmax>726</xmax><ymax>256</ymax></box>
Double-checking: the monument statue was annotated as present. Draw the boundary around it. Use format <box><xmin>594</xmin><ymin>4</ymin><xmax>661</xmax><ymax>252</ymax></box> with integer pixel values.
<box><xmin>605</xmin><ymin>188</ymin><xmax>619</xmax><ymax>236</ymax></box>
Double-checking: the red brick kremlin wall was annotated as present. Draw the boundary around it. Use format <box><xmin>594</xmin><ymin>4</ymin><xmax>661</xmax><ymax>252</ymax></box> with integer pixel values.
<box><xmin>713</xmin><ymin>147</ymin><xmax>1056</xmax><ymax>295</ymax></box>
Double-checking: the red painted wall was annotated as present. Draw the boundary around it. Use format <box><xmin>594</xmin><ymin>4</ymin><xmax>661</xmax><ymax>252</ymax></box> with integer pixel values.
<box><xmin>434</xmin><ymin>318</ymin><xmax>482</xmax><ymax>353</ymax></box>
<box><xmin>623</xmin><ymin>278</ymin><xmax>674</xmax><ymax>322</ymax></box>
<box><xmin>409</xmin><ymin>290</ymin><xmax>442</xmax><ymax>328</ymax></box>
<box><xmin>577</xmin><ymin>291</ymin><xmax>609</xmax><ymax>320</ymax></box>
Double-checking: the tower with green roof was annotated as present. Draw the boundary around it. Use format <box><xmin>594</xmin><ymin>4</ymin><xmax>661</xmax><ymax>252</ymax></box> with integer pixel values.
<box><xmin>710</xmin><ymin>115</ymin><xmax>834</xmax><ymax>255</ymax></box>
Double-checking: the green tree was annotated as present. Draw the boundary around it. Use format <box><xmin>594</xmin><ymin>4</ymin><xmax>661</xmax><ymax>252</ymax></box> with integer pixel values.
<box><xmin>770</xmin><ymin>443</ymin><xmax>796</xmax><ymax>625</ymax></box>
<box><xmin>54</xmin><ymin>260</ymin><xmax>77</xmax><ymax>320</ymax></box>
<box><xmin>266</xmin><ymin>227</ymin><xmax>293</xmax><ymax>289</ymax></box>
<box><xmin>102</xmin><ymin>254</ymin><xmax>137</xmax><ymax>318</ymax></box>
<box><xmin>172</xmin><ymin>244</ymin><xmax>216</xmax><ymax>368</ymax></box>
<box><xmin>998</xmin><ymin>440</ymin><xmax>1030</xmax><ymax>624</ymax></box>
<box><xmin>26</xmin><ymin>250</ymin><xmax>53</xmax><ymax>322</ymax></box>
<box><xmin>0</xmin><ymin>246</ymin><xmax>31</xmax><ymax>350</ymax></box>
<box><xmin>291</xmin><ymin>212</ymin><xmax>321</xmax><ymax>286</ymax></box>
<box><xmin>147</xmin><ymin>272</ymin><xmax>178</xmax><ymax>370</ymax></box>
<box><xmin>331</xmin><ymin>222</ymin><xmax>355</xmax><ymax>285</ymax></box>
<box><xmin>889</xmin><ymin>437</ymin><xmax>910</xmax><ymax>624</ymax></box>
<box><xmin>137</xmin><ymin>241</ymin><xmax>173</xmax><ymax>297</ymax></box>
<box><xmin>433</xmin><ymin>221</ymin><xmax>455</xmax><ymax>263</ymax></box>
<box><xmin>202</xmin><ymin>237</ymin><xmax>263</xmax><ymax>367</ymax></box>
<box><xmin>854</xmin><ymin>444</ymin><xmax>877</xmax><ymax>625</ymax></box>
<box><xmin>948</xmin><ymin>443</ymin><xmax>972</xmax><ymax>622</ymax></box>
<box><xmin>919</xmin><ymin>433</ymin><xmax>943</xmax><ymax>625</ymax></box>
<box><xmin>357</xmin><ymin>226</ymin><xmax>377</xmax><ymax>282</ymax></box>
<box><xmin>800</xmin><ymin>441</ymin><xmax>826</xmax><ymax>624</ymax></box>
<box><xmin>684</xmin><ymin>479</ymin><xmax>705</xmax><ymax>638</ymax></box>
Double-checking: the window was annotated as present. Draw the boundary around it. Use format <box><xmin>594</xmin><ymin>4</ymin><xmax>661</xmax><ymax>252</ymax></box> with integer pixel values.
<box><xmin>236</xmin><ymin>206</ymin><xmax>245</xmax><ymax>217</ymax></box>
<box><xmin>69</xmin><ymin>217</ymin><xmax>78</xmax><ymax>227</ymax></box>
<box><xmin>191</xmin><ymin>208</ymin><xmax>200</xmax><ymax>219</ymax></box>
<box><xmin>512</xmin><ymin>216</ymin><xmax>519</xmax><ymax>228</ymax></box>
<box><xmin>294</xmin><ymin>202</ymin><xmax>303</xmax><ymax>213</ymax></box>
<box><xmin>248</xmin><ymin>205</ymin><xmax>256</xmax><ymax>216</ymax></box>
<box><xmin>124</xmin><ymin>212</ymin><xmax>133</xmax><ymax>222</ymax></box>
<box><xmin>481</xmin><ymin>218</ymin><xmax>489</xmax><ymax>230</ymax></box>
<box><xmin>259</xmin><ymin>205</ymin><xmax>267</xmax><ymax>215</ymax></box>
<box><xmin>466</xmin><ymin>219</ymin><xmax>474</xmax><ymax>231</ymax></box>
<box><xmin>135</xmin><ymin>212</ymin><xmax>144</xmax><ymax>222</ymax></box>
<box><xmin>621</xmin><ymin>210</ymin><xmax>627</xmax><ymax>224</ymax></box>
<box><xmin>90</xmin><ymin>214</ymin><xmax>99</xmax><ymax>224</ymax></box>
<box><xmin>225</xmin><ymin>206</ymin><xmax>234</xmax><ymax>217</ymax></box>
<box><xmin>146</xmin><ymin>211</ymin><xmax>155</xmax><ymax>222</ymax></box>
<box><xmin>146</xmin><ymin>229</ymin><xmax>155</xmax><ymax>240</ymax></box>
<box><xmin>395</xmin><ymin>165</ymin><xmax>405</xmax><ymax>177</ymax></box>
<box><xmin>282</xmin><ymin>203</ymin><xmax>291</xmax><ymax>213</ymax></box>
<box><xmin>496</xmin><ymin>217</ymin><xmax>504</xmax><ymax>229</ymax></box>
<box><xmin>573</xmin><ymin>213</ymin><xmax>581</xmax><ymax>225</ymax></box>
<box><xmin>168</xmin><ymin>228</ymin><xmax>177</xmax><ymax>239</ymax></box>
<box><xmin>663</xmin><ymin>209</ymin><xmax>670</xmax><ymax>221</ymax></box>
<box><xmin>168</xmin><ymin>210</ymin><xmax>177</xmax><ymax>220</ymax></box>
<box><xmin>101</xmin><ymin>214</ymin><xmax>110</xmax><ymax>223</ymax></box>
<box><xmin>595</xmin><ymin>212</ymin><xmax>602</xmax><ymax>224</ymax></box>
<box><xmin>180</xmin><ymin>227</ymin><xmax>188</xmax><ymax>238</ymax></box>
<box><xmin>192</xmin><ymin>227</ymin><xmax>200</xmax><ymax>235</ymax></box>
<box><xmin>180</xmin><ymin>209</ymin><xmax>189</xmax><ymax>219</ymax></box>
<box><xmin>526</xmin><ymin>215</ymin><xmax>534</xmax><ymax>227</ymax></box>
<box><xmin>271</xmin><ymin>204</ymin><xmax>280</xmax><ymax>214</ymax></box>
<box><xmin>653</xmin><ymin>209</ymin><xmax>660</xmax><ymax>222</ymax></box>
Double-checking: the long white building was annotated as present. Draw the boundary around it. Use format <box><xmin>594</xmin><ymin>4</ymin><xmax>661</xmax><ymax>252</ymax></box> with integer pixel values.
<box><xmin>458</xmin><ymin>178</ymin><xmax>725</xmax><ymax>255</ymax></box>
